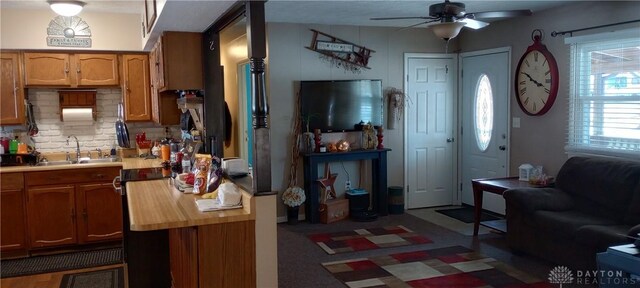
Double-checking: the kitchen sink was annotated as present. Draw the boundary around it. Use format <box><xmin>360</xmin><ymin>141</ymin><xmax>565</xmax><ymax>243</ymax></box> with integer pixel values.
<box><xmin>78</xmin><ymin>158</ymin><xmax>120</xmax><ymax>164</ymax></box>
<box><xmin>36</xmin><ymin>160</ymin><xmax>75</xmax><ymax>166</ymax></box>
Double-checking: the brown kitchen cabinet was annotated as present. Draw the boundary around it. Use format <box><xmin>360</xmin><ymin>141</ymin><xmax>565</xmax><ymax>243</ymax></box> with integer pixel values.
<box><xmin>0</xmin><ymin>52</ymin><xmax>25</xmax><ymax>125</ymax></box>
<box><xmin>122</xmin><ymin>54</ymin><xmax>152</xmax><ymax>121</ymax></box>
<box><xmin>24</xmin><ymin>53</ymin><xmax>119</xmax><ymax>87</ymax></box>
<box><xmin>153</xmin><ymin>32</ymin><xmax>203</xmax><ymax>91</ymax></box>
<box><xmin>25</xmin><ymin>167</ymin><xmax>122</xmax><ymax>249</ymax></box>
<box><xmin>149</xmin><ymin>37</ymin><xmax>182</xmax><ymax>125</ymax></box>
<box><xmin>76</xmin><ymin>183</ymin><xmax>123</xmax><ymax>243</ymax></box>
<box><xmin>0</xmin><ymin>173</ymin><xmax>27</xmax><ymax>254</ymax></box>
<box><xmin>27</xmin><ymin>185</ymin><xmax>77</xmax><ymax>248</ymax></box>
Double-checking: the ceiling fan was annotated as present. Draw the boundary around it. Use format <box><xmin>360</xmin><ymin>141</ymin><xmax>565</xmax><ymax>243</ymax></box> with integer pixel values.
<box><xmin>371</xmin><ymin>0</ymin><xmax>532</xmax><ymax>40</ymax></box>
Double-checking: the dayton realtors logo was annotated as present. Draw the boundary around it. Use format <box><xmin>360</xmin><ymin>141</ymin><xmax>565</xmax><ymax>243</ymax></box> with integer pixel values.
<box><xmin>548</xmin><ymin>265</ymin><xmax>638</xmax><ymax>286</ymax></box>
<box><xmin>46</xmin><ymin>16</ymin><xmax>91</xmax><ymax>48</ymax></box>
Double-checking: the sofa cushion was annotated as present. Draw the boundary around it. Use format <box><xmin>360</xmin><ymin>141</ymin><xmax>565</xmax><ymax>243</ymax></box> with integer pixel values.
<box><xmin>575</xmin><ymin>225</ymin><xmax>631</xmax><ymax>252</ymax></box>
<box><xmin>555</xmin><ymin>157</ymin><xmax>640</xmax><ymax>222</ymax></box>
<box><xmin>503</xmin><ymin>188</ymin><xmax>573</xmax><ymax>214</ymax></box>
<box><xmin>533</xmin><ymin>210</ymin><xmax>616</xmax><ymax>239</ymax></box>
<box><xmin>623</xmin><ymin>182</ymin><xmax>640</xmax><ymax>224</ymax></box>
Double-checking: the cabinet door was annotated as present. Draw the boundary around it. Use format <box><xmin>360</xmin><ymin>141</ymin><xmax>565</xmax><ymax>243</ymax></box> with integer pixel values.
<box><xmin>75</xmin><ymin>54</ymin><xmax>119</xmax><ymax>86</ymax></box>
<box><xmin>156</xmin><ymin>36</ymin><xmax>166</xmax><ymax>90</ymax></box>
<box><xmin>122</xmin><ymin>54</ymin><xmax>151</xmax><ymax>121</ymax></box>
<box><xmin>149</xmin><ymin>48</ymin><xmax>160</xmax><ymax>124</ymax></box>
<box><xmin>0</xmin><ymin>52</ymin><xmax>25</xmax><ymax>125</ymax></box>
<box><xmin>1</xmin><ymin>189</ymin><xmax>27</xmax><ymax>252</ymax></box>
<box><xmin>160</xmin><ymin>32</ymin><xmax>203</xmax><ymax>91</ymax></box>
<box><xmin>27</xmin><ymin>186</ymin><xmax>77</xmax><ymax>248</ymax></box>
<box><xmin>24</xmin><ymin>53</ymin><xmax>71</xmax><ymax>86</ymax></box>
<box><xmin>76</xmin><ymin>183</ymin><xmax>122</xmax><ymax>243</ymax></box>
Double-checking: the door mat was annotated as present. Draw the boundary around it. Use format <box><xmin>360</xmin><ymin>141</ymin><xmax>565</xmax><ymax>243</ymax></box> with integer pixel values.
<box><xmin>1</xmin><ymin>247</ymin><xmax>122</xmax><ymax>278</ymax></box>
<box><xmin>308</xmin><ymin>225</ymin><xmax>432</xmax><ymax>255</ymax></box>
<box><xmin>435</xmin><ymin>207</ymin><xmax>501</xmax><ymax>223</ymax></box>
<box><xmin>59</xmin><ymin>267</ymin><xmax>124</xmax><ymax>288</ymax></box>
<box><xmin>322</xmin><ymin>245</ymin><xmax>551</xmax><ymax>287</ymax></box>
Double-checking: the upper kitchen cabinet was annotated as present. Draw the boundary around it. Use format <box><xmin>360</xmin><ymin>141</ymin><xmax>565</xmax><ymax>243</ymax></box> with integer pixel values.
<box><xmin>24</xmin><ymin>53</ymin><xmax>119</xmax><ymax>87</ymax></box>
<box><xmin>122</xmin><ymin>54</ymin><xmax>152</xmax><ymax>122</ymax></box>
<box><xmin>152</xmin><ymin>32</ymin><xmax>203</xmax><ymax>91</ymax></box>
<box><xmin>0</xmin><ymin>52</ymin><xmax>25</xmax><ymax>125</ymax></box>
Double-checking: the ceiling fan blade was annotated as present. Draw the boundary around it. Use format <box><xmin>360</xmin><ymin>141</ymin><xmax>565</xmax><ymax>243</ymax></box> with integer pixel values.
<box><xmin>460</xmin><ymin>18</ymin><xmax>489</xmax><ymax>30</ymax></box>
<box><xmin>469</xmin><ymin>10</ymin><xmax>532</xmax><ymax>19</ymax></box>
<box><xmin>370</xmin><ymin>16</ymin><xmax>435</xmax><ymax>21</ymax></box>
<box><xmin>398</xmin><ymin>19</ymin><xmax>441</xmax><ymax>31</ymax></box>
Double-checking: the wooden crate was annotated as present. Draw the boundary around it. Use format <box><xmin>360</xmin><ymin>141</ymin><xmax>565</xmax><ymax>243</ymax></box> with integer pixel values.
<box><xmin>320</xmin><ymin>198</ymin><xmax>349</xmax><ymax>224</ymax></box>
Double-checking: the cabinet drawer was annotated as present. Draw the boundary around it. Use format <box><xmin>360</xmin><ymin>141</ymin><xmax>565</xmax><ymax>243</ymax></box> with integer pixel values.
<box><xmin>1</xmin><ymin>173</ymin><xmax>24</xmax><ymax>190</ymax></box>
<box><xmin>26</xmin><ymin>167</ymin><xmax>120</xmax><ymax>186</ymax></box>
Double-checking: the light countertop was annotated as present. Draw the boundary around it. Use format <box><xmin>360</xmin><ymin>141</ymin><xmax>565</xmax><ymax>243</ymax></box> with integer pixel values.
<box><xmin>126</xmin><ymin>179</ymin><xmax>254</xmax><ymax>231</ymax></box>
<box><xmin>0</xmin><ymin>157</ymin><xmax>163</xmax><ymax>173</ymax></box>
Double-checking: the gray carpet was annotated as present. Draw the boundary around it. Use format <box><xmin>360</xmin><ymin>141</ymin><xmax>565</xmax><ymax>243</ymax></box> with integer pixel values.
<box><xmin>0</xmin><ymin>248</ymin><xmax>122</xmax><ymax>278</ymax></box>
<box><xmin>59</xmin><ymin>267</ymin><xmax>124</xmax><ymax>288</ymax></box>
<box><xmin>278</xmin><ymin>213</ymin><xmax>555</xmax><ymax>288</ymax></box>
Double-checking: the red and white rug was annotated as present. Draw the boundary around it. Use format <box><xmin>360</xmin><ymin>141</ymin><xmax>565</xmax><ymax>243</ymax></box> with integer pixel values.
<box><xmin>308</xmin><ymin>225</ymin><xmax>433</xmax><ymax>255</ymax></box>
<box><xmin>322</xmin><ymin>245</ymin><xmax>551</xmax><ymax>287</ymax></box>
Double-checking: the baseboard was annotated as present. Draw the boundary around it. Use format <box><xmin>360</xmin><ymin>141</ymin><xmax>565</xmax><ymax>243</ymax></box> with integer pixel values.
<box><xmin>277</xmin><ymin>214</ymin><xmax>306</xmax><ymax>223</ymax></box>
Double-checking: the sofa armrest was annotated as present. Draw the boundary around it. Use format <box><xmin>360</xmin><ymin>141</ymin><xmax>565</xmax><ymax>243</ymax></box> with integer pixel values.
<box><xmin>628</xmin><ymin>224</ymin><xmax>640</xmax><ymax>238</ymax></box>
<box><xmin>503</xmin><ymin>187</ymin><xmax>574</xmax><ymax>214</ymax></box>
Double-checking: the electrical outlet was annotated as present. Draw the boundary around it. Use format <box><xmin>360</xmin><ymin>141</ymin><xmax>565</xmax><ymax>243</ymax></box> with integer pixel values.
<box><xmin>345</xmin><ymin>180</ymin><xmax>352</xmax><ymax>191</ymax></box>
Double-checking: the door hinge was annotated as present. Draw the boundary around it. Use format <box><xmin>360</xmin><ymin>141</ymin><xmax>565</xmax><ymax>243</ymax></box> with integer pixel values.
<box><xmin>406</xmin><ymin>74</ymin><xmax>409</xmax><ymax>82</ymax></box>
<box><xmin>461</xmin><ymin>69</ymin><xmax>463</xmax><ymax>78</ymax></box>
<box><xmin>460</xmin><ymin>126</ymin><xmax>463</xmax><ymax>135</ymax></box>
<box><xmin>460</xmin><ymin>182</ymin><xmax>463</xmax><ymax>191</ymax></box>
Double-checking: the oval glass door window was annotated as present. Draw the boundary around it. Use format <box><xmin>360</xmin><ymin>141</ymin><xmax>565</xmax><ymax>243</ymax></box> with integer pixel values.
<box><xmin>474</xmin><ymin>74</ymin><xmax>493</xmax><ymax>151</ymax></box>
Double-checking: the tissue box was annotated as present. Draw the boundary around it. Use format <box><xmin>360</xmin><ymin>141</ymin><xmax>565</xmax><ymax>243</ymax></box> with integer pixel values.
<box><xmin>320</xmin><ymin>198</ymin><xmax>349</xmax><ymax>224</ymax></box>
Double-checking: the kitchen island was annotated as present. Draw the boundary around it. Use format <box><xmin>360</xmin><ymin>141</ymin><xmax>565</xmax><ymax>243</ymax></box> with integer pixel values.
<box><xmin>125</xmin><ymin>178</ymin><xmax>256</xmax><ymax>288</ymax></box>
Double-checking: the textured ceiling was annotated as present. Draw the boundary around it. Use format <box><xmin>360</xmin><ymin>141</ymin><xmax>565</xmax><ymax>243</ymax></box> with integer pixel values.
<box><xmin>0</xmin><ymin>0</ymin><xmax>573</xmax><ymax>31</ymax></box>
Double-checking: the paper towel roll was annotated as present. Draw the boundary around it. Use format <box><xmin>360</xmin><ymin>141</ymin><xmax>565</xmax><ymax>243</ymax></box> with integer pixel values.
<box><xmin>62</xmin><ymin>108</ymin><xmax>94</xmax><ymax>124</ymax></box>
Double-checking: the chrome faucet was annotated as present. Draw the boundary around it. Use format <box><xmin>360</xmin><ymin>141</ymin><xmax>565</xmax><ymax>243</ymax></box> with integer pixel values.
<box><xmin>66</xmin><ymin>135</ymin><xmax>80</xmax><ymax>162</ymax></box>
<box><xmin>96</xmin><ymin>148</ymin><xmax>103</xmax><ymax>159</ymax></box>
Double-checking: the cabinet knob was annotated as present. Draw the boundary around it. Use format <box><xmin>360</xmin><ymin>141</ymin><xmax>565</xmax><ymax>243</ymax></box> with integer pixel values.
<box><xmin>64</xmin><ymin>62</ymin><xmax>69</xmax><ymax>74</ymax></box>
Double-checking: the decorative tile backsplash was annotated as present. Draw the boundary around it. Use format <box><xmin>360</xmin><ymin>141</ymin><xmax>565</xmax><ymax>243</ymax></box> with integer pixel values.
<box><xmin>1</xmin><ymin>89</ymin><xmax>180</xmax><ymax>153</ymax></box>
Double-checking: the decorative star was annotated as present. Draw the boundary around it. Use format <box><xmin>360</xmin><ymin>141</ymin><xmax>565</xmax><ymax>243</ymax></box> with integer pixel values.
<box><xmin>317</xmin><ymin>163</ymin><xmax>338</xmax><ymax>204</ymax></box>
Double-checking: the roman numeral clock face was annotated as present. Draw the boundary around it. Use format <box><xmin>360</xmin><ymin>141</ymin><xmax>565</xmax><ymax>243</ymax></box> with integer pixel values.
<box><xmin>515</xmin><ymin>48</ymin><xmax>558</xmax><ymax>116</ymax></box>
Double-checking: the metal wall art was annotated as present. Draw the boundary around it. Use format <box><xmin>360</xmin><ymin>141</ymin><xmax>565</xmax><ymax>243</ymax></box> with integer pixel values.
<box><xmin>306</xmin><ymin>29</ymin><xmax>375</xmax><ymax>73</ymax></box>
<box><xmin>46</xmin><ymin>16</ymin><xmax>91</xmax><ymax>48</ymax></box>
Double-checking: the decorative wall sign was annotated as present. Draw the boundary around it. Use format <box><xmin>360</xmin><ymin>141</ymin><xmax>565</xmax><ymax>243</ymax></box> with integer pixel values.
<box><xmin>46</xmin><ymin>16</ymin><xmax>92</xmax><ymax>48</ymax></box>
<box><xmin>306</xmin><ymin>29</ymin><xmax>375</xmax><ymax>73</ymax></box>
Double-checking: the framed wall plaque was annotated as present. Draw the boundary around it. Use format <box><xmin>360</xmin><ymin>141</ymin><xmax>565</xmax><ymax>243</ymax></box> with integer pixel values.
<box><xmin>145</xmin><ymin>0</ymin><xmax>156</xmax><ymax>33</ymax></box>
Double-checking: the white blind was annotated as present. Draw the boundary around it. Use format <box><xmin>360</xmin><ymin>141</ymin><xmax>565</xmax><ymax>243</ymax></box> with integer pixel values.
<box><xmin>566</xmin><ymin>30</ymin><xmax>640</xmax><ymax>159</ymax></box>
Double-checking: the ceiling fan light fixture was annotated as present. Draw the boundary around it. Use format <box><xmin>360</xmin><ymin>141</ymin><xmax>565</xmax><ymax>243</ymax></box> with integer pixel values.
<box><xmin>431</xmin><ymin>21</ymin><xmax>466</xmax><ymax>40</ymax></box>
<box><xmin>48</xmin><ymin>0</ymin><xmax>85</xmax><ymax>17</ymax></box>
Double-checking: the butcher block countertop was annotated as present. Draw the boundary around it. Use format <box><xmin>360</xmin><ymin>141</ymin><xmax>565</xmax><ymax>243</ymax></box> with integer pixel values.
<box><xmin>0</xmin><ymin>157</ymin><xmax>162</xmax><ymax>172</ymax></box>
<box><xmin>126</xmin><ymin>179</ymin><xmax>255</xmax><ymax>231</ymax></box>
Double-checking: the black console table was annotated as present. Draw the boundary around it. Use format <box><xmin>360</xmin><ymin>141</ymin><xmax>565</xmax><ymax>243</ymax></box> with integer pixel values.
<box><xmin>302</xmin><ymin>148</ymin><xmax>390</xmax><ymax>223</ymax></box>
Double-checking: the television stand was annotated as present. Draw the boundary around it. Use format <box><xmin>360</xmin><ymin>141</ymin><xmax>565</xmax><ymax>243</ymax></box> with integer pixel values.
<box><xmin>301</xmin><ymin>148</ymin><xmax>391</xmax><ymax>223</ymax></box>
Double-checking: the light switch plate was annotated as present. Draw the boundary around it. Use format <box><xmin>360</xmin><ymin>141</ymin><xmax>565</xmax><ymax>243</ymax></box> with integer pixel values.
<box><xmin>512</xmin><ymin>117</ymin><xmax>521</xmax><ymax>128</ymax></box>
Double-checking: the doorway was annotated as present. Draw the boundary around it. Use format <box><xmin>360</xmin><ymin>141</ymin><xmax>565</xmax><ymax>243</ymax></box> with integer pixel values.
<box><xmin>460</xmin><ymin>48</ymin><xmax>510</xmax><ymax>214</ymax></box>
<box><xmin>404</xmin><ymin>54</ymin><xmax>457</xmax><ymax>209</ymax></box>
<box><xmin>237</xmin><ymin>62</ymin><xmax>253</xmax><ymax>167</ymax></box>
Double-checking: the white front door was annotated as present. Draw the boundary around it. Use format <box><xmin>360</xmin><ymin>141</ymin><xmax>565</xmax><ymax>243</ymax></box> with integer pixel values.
<box><xmin>405</xmin><ymin>54</ymin><xmax>456</xmax><ymax>209</ymax></box>
<box><xmin>460</xmin><ymin>48</ymin><xmax>510</xmax><ymax>214</ymax></box>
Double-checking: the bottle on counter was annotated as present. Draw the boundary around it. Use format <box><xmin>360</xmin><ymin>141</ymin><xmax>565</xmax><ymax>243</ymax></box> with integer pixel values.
<box><xmin>182</xmin><ymin>153</ymin><xmax>191</xmax><ymax>174</ymax></box>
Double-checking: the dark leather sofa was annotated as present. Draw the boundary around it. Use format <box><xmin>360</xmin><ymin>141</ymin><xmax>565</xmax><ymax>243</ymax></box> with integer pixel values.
<box><xmin>503</xmin><ymin>156</ymin><xmax>640</xmax><ymax>269</ymax></box>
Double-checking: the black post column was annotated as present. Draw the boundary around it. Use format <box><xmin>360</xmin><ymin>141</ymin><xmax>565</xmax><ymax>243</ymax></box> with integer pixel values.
<box><xmin>246</xmin><ymin>0</ymin><xmax>272</xmax><ymax>195</ymax></box>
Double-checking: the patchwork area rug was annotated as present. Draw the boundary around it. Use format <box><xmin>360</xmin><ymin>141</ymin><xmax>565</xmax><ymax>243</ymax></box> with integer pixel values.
<box><xmin>308</xmin><ymin>225</ymin><xmax>432</xmax><ymax>255</ymax></box>
<box><xmin>322</xmin><ymin>245</ymin><xmax>551</xmax><ymax>288</ymax></box>
<box><xmin>1</xmin><ymin>247</ymin><xmax>122</xmax><ymax>278</ymax></box>
<box><xmin>59</xmin><ymin>267</ymin><xmax>124</xmax><ymax>288</ymax></box>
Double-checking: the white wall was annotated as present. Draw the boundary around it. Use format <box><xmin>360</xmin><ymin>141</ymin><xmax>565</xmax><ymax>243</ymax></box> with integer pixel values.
<box><xmin>266</xmin><ymin>23</ymin><xmax>457</xmax><ymax>217</ymax></box>
<box><xmin>0</xmin><ymin>8</ymin><xmax>141</xmax><ymax>51</ymax></box>
<box><xmin>458</xmin><ymin>1</ymin><xmax>640</xmax><ymax>177</ymax></box>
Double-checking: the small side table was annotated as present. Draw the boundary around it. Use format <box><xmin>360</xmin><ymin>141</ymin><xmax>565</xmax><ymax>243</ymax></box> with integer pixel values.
<box><xmin>596</xmin><ymin>244</ymin><xmax>640</xmax><ymax>288</ymax></box>
<box><xmin>471</xmin><ymin>176</ymin><xmax>544</xmax><ymax>236</ymax></box>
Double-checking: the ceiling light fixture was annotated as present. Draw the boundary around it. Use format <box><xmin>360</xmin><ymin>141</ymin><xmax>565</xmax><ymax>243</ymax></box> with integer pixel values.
<box><xmin>48</xmin><ymin>0</ymin><xmax>85</xmax><ymax>17</ymax></box>
<box><xmin>431</xmin><ymin>21</ymin><xmax>466</xmax><ymax>41</ymax></box>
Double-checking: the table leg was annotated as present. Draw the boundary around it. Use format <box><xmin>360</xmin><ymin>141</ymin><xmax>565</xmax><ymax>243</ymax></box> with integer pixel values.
<box><xmin>472</xmin><ymin>181</ymin><xmax>483</xmax><ymax>236</ymax></box>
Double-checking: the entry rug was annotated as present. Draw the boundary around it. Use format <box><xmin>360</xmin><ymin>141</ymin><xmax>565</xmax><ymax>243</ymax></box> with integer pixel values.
<box><xmin>1</xmin><ymin>247</ymin><xmax>122</xmax><ymax>278</ymax></box>
<box><xmin>59</xmin><ymin>267</ymin><xmax>124</xmax><ymax>288</ymax></box>
<box><xmin>308</xmin><ymin>225</ymin><xmax>432</xmax><ymax>255</ymax></box>
<box><xmin>322</xmin><ymin>245</ymin><xmax>551</xmax><ymax>288</ymax></box>
<box><xmin>435</xmin><ymin>206</ymin><xmax>501</xmax><ymax>223</ymax></box>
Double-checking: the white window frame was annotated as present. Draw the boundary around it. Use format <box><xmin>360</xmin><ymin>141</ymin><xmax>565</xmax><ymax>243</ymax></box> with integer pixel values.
<box><xmin>566</xmin><ymin>29</ymin><xmax>640</xmax><ymax>160</ymax></box>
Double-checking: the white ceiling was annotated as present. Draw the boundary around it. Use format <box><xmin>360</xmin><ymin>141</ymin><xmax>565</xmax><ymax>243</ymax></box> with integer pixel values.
<box><xmin>0</xmin><ymin>0</ymin><xmax>574</xmax><ymax>32</ymax></box>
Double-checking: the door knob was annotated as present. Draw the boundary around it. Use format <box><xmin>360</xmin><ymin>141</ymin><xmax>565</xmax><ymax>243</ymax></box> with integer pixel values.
<box><xmin>498</xmin><ymin>145</ymin><xmax>506</xmax><ymax>151</ymax></box>
<box><xmin>446</xmin><ymin>138</ymin><xmax>455</xmax><ymax>143</ymax></box>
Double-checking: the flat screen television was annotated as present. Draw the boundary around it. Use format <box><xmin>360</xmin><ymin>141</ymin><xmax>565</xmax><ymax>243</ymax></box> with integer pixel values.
<box><xmin>300</xmin><ymin>79</ymin><xmax>383</xmax><ymax>132</ymax></box>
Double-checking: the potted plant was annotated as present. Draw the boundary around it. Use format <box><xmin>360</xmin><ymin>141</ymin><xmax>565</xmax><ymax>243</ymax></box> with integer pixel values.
<box><xmin>282</xmin><ymin>186</ymin><xmax>306</xmax><ymax>224</ymax></box>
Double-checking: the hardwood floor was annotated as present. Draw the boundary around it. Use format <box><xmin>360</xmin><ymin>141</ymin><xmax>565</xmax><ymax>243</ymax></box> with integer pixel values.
<box><xmin>0</xmin><ymin>264</ymin><xmax>126</xmax><ymax>288</ymax></box>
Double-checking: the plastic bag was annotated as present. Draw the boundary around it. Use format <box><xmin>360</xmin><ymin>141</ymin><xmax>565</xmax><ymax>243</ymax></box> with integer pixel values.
<box><xmin>218</xmin><ymin>182</ymin><xmax>241</xmax><ymax>206</ymax></box>
<box><xmin>207</xmin><ymin>156</ymin><xmax>223</xmax><ymax>193</ymax></box>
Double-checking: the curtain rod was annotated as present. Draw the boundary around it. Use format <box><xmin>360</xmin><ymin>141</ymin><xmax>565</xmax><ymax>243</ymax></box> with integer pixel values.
<box><xmin>551</xmin><ymin>19</ymin><xmax>640</xmax><ymax>37</ymax></box>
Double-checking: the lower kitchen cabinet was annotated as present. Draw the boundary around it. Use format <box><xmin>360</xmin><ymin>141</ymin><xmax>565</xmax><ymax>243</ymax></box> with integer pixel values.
<box><xmin>0</xmin><ymin>173</ymin><xmax>27</xmax><ymax>253</ymax></box>
<box><xmin>27</xmin><ymin>185</ymin><xmax>77</xmax><ymax>248</ymax></box>
<box><xmin>76</xmin><ymin>183</ymin><xmax>122</xmax><ymax>243</ymax></box>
